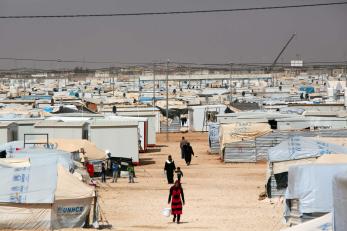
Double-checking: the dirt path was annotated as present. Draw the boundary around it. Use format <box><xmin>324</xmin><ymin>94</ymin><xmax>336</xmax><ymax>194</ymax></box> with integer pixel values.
<box><xmin>96</xmin><ymin>132</ymin><xmax>286</xmax><ymax>231</ymax></box>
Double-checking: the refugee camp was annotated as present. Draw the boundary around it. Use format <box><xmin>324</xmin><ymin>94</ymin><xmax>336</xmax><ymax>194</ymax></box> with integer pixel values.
<box><xmin>0</xmin><ymin>0</ymin><xmax>346</xmax><ymax>230</ymax></box>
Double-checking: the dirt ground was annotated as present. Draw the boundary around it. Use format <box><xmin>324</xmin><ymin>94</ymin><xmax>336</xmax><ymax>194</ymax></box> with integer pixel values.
<box><xmin>96</xmin><ymin>132</ymin><xmax>286</xmax><ymax>231</ymax></box>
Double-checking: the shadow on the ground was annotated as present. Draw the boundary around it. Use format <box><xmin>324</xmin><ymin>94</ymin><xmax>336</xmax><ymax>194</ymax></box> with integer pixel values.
<box><xmin>140</xmin><ymin>157</ymin><xmax>156</xmax><ymax>165</ymax></box>
<box><xmin>145</xmin><ymin>148</ymin><xmax>162</xmax><ymax>153</ymax></box>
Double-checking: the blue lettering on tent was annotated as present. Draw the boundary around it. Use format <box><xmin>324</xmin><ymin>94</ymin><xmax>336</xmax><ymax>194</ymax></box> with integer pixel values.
<box><xmin>57</xmin><ymin>206</ymin><xmax>84</xmax><ymax>214</ymax></box>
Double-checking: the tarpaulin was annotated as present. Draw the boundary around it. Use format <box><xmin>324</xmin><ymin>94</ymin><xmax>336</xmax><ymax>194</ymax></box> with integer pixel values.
<box><xmin>268</xmin><ymin>136</ymin><xmax>347</xmax><ymax>162</ymax></box>
<box><xmin>286</xmin><ymin>164</ymin><xmax>347</xmax><ymax>214</ymax></box>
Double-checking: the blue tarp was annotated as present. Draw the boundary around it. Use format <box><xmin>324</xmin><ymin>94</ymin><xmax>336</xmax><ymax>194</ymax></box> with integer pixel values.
<box><xmin>299</xmin><ymin>86</ymin><xmax>315</xmax><ymax>94</ymax></box>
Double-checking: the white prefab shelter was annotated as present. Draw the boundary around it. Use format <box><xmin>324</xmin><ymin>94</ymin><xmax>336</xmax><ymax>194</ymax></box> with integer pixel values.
<box><xmin>0</xmin><ymin>122</ymin><xmax>18</xmax><ymax>144</ymax></box>
<box><xmin>15</xmin><ymin>120</ymin><xmax>43</xmax><ymax>141</ymax></box>
<box><xmin>33</xmin><ymin>120</ymin><xmax>89</xmax><ymax>140</ymax></box>
<box><xmin>188</xmin><ymin>105</ymin><xmax>226</xmax><ymax>132</ymax></box>
<box><xmin>0</xmin><ymin>160</ymin><xmax>94</xmax><ymax>230</ymax></box>
<box><xmin>116</xmin><ymin>107</ymin><xmax>161</xmax><ymax>133</ymax></box>
<box><xmin>116</xmin><ymin>111</ymin><xmax>157</xmax><ymax>146</ymax></box>
<box><xmin>89</xmin><ymin>119</ymin><xmax>139</xmax><ymax>163</ymax></box>
<box><xmin>105</xmin><ymin>116</ymin><xmax>149</xmax><ymax>152</ymax></box>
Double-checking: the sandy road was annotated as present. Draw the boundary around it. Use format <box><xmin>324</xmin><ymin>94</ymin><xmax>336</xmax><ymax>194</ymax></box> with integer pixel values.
<box><xmin>96</xmin><ymin>132</ymin><xmax>286</xmax><ymax>231</ymax></box>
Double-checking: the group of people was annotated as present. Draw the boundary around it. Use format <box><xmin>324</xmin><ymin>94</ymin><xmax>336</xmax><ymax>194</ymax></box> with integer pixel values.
<box><xmin>180</xmin><ymin>137</ymin><xmax>194</xmax><ymax>166</ymax></box>
<box><xmin>99</xmin><ymin>161</ymin><xmax>135</xmax><ymax>183</ymax></box>
<box><xmin>163</xmin><ymin>137</ymin><xmax>195</xmax><ymax>224</ymax></box>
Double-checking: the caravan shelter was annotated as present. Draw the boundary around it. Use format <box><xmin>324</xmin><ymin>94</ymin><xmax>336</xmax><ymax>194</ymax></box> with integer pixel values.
<box><xmin>89</xmin><ymin>119</ymin><xmax>139</xmax><ymax>164</ymax></box>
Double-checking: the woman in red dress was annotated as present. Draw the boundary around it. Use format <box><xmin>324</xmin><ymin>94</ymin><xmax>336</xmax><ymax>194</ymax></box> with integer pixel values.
<box><xmin>168</xmin><ymin>180</ymin><xmax>185</xmax><ymax>224</ymax></box>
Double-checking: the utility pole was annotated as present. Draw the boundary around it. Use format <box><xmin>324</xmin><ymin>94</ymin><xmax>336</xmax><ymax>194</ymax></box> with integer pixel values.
<box><xmin>166</xmin><ymin>60</ymin><xmax>169</xmax><ymax>141</ymax></box>
<box><xmin>153</xmin><ymin>63</ymin><xmax>156</xmax><ymax>107</ymax></box>
<box><xmin>112</xmin><ymin>68</ymin><xmax>116</xmax><ymax>96</ymax></box>
<box><xmin>229</xmin><ymin>63</ymin><xmax>233</xmax><ymax>102</ymax></box>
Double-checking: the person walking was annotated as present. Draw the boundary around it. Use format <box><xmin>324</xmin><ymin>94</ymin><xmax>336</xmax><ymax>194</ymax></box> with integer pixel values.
<box><xmin>101</xmin><ymin>162</ymin><xmax>106</xmax><ymax>183</ymax></box>
<box><xmin>164</xmin><ymin>155</ymin><xmax>176</xmax><ymax>184</ymax></box>
<box><xmin>183</xmin><ymin>142</ymin><xmax>194</xmax><ymax>166</ymax></box>
<box><xmin>127</xmin><ymin>163</ymin><xmax>135</xmax><ymax>183</ymax></box>
<box><xmin>175</xmin><ymin>167</ymin><xmax>184</xmax><ymax>182</ymax></box>
<box><xmin>168</xmin><ymin>180</ymin><xmax>185</xmax><ymax>224</ymax></box>
<box><xmin>180</xmin><ymin>137</ymin><xmax>188</xmax><ymax>159</ymax></box>
<box><xmin>112</xmin><ymin>161</ymin><xmax>120</xmax><ymax>183</ymax></box>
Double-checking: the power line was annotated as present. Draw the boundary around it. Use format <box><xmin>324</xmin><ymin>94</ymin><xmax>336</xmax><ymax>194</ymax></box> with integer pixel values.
<box><xmin>0</xmin><ymin>2</ymin><xmax>346</xmax><ymax>19</ymax></box>
<box><xmin>0</xmin><ymin>57</ymin><xmax>346</xmax><ymax>67</ymax></box>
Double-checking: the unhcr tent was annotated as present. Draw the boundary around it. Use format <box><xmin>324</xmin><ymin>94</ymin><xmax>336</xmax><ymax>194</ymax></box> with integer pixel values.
<box><xmin>266</xmin><ymin>137</ymin><xmax>347</xmax><ymax>198</ymax></box>
<box><xmin>0</xmin><ymin>159</ymin><xmax>94</xmax><ymax>230</ymax></box>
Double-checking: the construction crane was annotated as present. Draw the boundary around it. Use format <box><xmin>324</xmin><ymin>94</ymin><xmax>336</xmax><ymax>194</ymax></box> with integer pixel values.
<box><xmin>268</xmin><ymin>33</ymin><xmax>296</xmax><ymax>72</ymax></box>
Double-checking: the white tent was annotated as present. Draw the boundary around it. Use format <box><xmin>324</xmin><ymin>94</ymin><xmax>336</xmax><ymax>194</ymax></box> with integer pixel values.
<box><xmin>281</xmin><ymin>213</ymin><xmax>332</xmax><ymax>231</ymax></box>
<box><xmin>285</xmin><ymin>164</ymin><xmax>347</xmax><ymax>216</ymax></box>
<box><xmin>0</xmin><ymin>160</ymin><xmax>94</xmax><ymax>230</ymax></box>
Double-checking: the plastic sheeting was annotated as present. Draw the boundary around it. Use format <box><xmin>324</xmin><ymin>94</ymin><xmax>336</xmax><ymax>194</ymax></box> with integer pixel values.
<box><xmin>281</xmin><ymin>213</ymin><xmax>332</xmax><ymax>231</ymax></box>
<box><xmin>286</xmin><ymin>164</ymin><xmax>347</xmax><ymax>214</ymax></box>
<box><xmin>268</xmin><ymin>136</ymin><xmax>347</xmax><ymax>162</ymax></box>
<box><xmin>0</xmin><ymin>204</ymin><xmax>51</xmax><ymax>230</ymax></box>
<box><xmin>332</xmin><ymin>171</ymin><xmax>347</xmax><ymax>231</ymax></box>
<box><xmin>0</xmin><ymin>160</ymin><xmax>57</xmax><ymax>203</ymax></box>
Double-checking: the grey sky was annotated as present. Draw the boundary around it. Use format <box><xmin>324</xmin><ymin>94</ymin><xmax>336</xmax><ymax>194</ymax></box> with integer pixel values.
<box><xmin>0</xmin><ymin>0</ymin><xmax>346</xmax><ymax>69</ymax></box>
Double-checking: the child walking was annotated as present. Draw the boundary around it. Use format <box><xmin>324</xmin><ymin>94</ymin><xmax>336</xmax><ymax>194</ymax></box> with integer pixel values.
<box><xmin>127</xmin><ymin>163</ymin><xmax>135</xmax><ymax>183</ymax></box>
<box><xmin>175</xmin><ymin>167</ymin><xmax>184</xmax><ymax>182</ymax></box>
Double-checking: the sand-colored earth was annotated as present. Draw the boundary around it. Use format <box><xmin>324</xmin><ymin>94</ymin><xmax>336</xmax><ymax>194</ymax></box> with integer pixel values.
<box><xmin>95</xmin><ymin>132</ymin><xmax>286</xmax><ymax>231</ymax></box>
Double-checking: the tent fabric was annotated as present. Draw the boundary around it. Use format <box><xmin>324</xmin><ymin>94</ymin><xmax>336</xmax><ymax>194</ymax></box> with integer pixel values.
<box><xmin>0</xmin><ymin>160</ymin><xmax>57</xmax><ymax>203</ymax></box>
<box><xmin>0</xmin><ymin>204</ymin><xmax>51</xmax><ymax>230</ymax></box>
<box><xmin>286</xmin><ymin>164</ymin><xmax>347</xmax><ymax>214</ymax></box>
<box><xmin>281</xmin><ymin>213</ymin><xmax>332</xmax><ymax>231</ymax></box>
<box><xmin>0</xmin><ymin>161</ymin><xmax>94</xmax><ymax>230</ymax></box>
<box><xmin>48</xmin><ymin>139</ymin><xmax>105</xmax><ymax>161</ymax></box>
<box><xmin>55</xmin><ymin>165</ymin><xmax>94</xmax><ymax>200</ymax></box>
<box><xmin>268</xmin><ymin>136</ymin><xmax>347</xmax><ymax>162</ymax></box>
<box><xmin>220</xmin><ymin>122</ymin><xmax>271</xmax><ymax>151</ymax></box>
<box><xmin>332</xmin><ymin>171</ymin><xmax>347</xmax><ymax>231</ymax></box>
<box><xmin>13</xmin><ymin>149</ymin><xmax>74</xmax><ymax>171</ymax></box>
<box><xmin>0</xmin><ymin>158</ymin><xmax>30</xmax><ymax>168</ymax></box>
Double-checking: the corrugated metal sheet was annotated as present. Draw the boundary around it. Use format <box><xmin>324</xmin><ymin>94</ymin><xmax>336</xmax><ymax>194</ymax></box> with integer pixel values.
<box><xmin>223</xmin><ymin>140</ymin><xmax>256</xmax><ymax>163</ymax></box>
<box><xmin>160</xmin><ymin>117</ymin><xmax>181</xmax><ymax>133</ymax></box>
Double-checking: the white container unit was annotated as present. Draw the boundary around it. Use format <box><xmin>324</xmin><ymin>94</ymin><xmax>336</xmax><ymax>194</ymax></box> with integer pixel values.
<box><xmin>0</xmin><ymin>122</ymin><xmax>18</xmax><ymax>144</ymax></box>
<box><xmin>116</xmin><ymin>107</ymin><xmax>161</xmax><ymax>133</ymax></box>
<box><xmin>33</xmin><ymin>120</ymin><xmax>89</xmax><ymax>140</ymax></box>
<box><xmin>116</xmin><ymin>111</ymin><xmax>157</xmax><ymax>146</ymax></box>
<box><xmin>89</xmin><ymin>119</ymin><xmax>139</xmax><ymax>164</ymax></box>
<box><xmin>188</xmin><ymin>105</ymin><xmax>226</xmax><ymax>132</ymax></box>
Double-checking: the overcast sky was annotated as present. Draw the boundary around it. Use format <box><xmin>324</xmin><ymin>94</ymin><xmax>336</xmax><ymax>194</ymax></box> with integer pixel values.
<box><xmin>0</xmin><ymin>0</ymin><xmax>346</xmax><ymax>69</ymax></box>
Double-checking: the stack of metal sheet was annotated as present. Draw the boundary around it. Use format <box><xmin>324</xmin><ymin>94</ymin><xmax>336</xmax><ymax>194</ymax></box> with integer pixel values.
<box><xmin>160</xmin><ymin>117</ymin><xmax>181</xmax><ymax>133</ymax></box>
<box><xmin>208</xmin><ymin>123</ymin><xmax>220</xmax><ymax>154</ymax></box>
<box><xmin>223</xmin><ymin>140</ymin><xmax>257</xmax><ymax>163</ymax></box>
